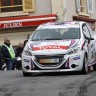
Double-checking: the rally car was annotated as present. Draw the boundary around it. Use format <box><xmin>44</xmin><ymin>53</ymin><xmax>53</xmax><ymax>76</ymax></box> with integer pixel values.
<box><xmin>22</xmin><ymin>21</ymin><xmax>96</xmax><ymax>76</ymax></box>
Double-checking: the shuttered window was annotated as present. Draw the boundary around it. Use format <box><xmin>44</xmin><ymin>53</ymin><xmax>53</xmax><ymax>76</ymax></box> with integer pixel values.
<box><xmin>23</xmin><ymin>0</ymin><xmax>35</xmax><ymax>12</ymax></box>
<box><xmin>87</xmin><ymin>0</ymin><xmax>93</xmax><ymax>13</ymax></box>
<box><xmin>0</xmin><ymin>0</ymin><xmax>35</xmax><ymax>13</ymax></box>
<box><xmin>75</xmin><ymin>0</ymin><xmax>93</xmax><ymax>14</ymax></box>
<box><xmin>75</xmin><ymin>0</ymin><xmax>80</xmax><ymax>12</ymax></box>
<box><xmin>80</xmin><ymin>0</ymin><xmax>87</xmax><ymax>13</ymax></box>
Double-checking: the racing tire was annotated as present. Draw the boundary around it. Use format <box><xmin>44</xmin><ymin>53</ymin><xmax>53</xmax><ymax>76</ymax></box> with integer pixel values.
<box><xmin>23</xmin><ymin>72</ymin><xmax>32</xmax><ymax>77</ymax></box>
<box><xmin>2</xmin><ymin>66</ymin><xmax>7</xmax><ymax>71</ymax></box>
<box><xmin>93</xmin><ymin>64</ymin><xmax>96</xmax><ymax>71</ymax></box>
<box><xmin>81</xmin><ymin>56</ymin><xmax>88</xmax><ymax>74</ymax></box>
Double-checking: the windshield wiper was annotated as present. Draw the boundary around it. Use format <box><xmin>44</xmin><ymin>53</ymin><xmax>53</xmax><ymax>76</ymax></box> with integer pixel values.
<box><xmin>32</xmin><ymin>38</ymin><xmax>63</xmax><ymax>41</ymax></box>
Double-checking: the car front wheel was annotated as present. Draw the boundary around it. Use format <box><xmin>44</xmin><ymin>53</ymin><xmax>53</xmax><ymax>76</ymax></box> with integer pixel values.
<box><xmin>23</xmin><ymin>72</ymin><xmax>32</xmax><ymax>77</ymax></box>
<box><xmin>81</xmin><ymin>56</ymin><xmax>88</xmax><ymax>74</ymax></box>
<box><xmin>93</xmin><ymin>64</ymin><xmax>96</xmax><ymax>71</ymax></box>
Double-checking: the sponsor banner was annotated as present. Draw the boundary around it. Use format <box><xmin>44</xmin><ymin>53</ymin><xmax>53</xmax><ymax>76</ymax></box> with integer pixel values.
<box><xmin>0</xmin><ymin>14</ymin><xmax>57</xmax><ymax>29</ymax></box>
<box><xmin>32</xmin><ymin>45</ymin><xmax>69</xmax><ymax>51</ymax></box>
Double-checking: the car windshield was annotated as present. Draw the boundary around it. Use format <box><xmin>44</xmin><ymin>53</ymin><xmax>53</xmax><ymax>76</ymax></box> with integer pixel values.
<box><xmin>31</xmin><ymin>28</ymin><xmax>80</xmax><ymax>41</ymax></box>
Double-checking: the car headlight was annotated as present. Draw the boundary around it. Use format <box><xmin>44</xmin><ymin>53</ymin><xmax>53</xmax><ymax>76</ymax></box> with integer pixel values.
<box><xmin>23</xmin><ymin>50</ymin><xmax>32</xmax><ymax>56</ymax></box>
<box><xmin>22</xmin><ymin>46</ymin><xmax>32</xmax><ymax>56</ymax></box>
<box><xmin>67</xmin><ymin>47</ymin><xmax>81</xmax><ymax>55</ymax></box>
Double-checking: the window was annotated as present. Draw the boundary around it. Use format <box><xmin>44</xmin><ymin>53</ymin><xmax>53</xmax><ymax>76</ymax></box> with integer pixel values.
<box><xmin>86</xmin><ymin>23</ymin><xmax>94</xmax><ymax>38</ymax></box>
<box><xmin>80</xmin><ymin>0</ymin><xmax>87</xmax><ymax>13</ymax></box>
<box><xmin>32</xmin><ymin>28</ymin><xmax>80</xmax><ymax>41</ymax></box>
<box><xmin>87</xmin><ymin>0</ymin><xmax>93</xmax><ymax>13</ymax></box>
<box><xmin>0</xmin><ymin>0</ymin><xmax>35</xmax><ymax>13</ymax></box>
<box><xmin>75</xmin><ymin>0</ymin><xmax>93</xmax><ymax>14</ymax></box>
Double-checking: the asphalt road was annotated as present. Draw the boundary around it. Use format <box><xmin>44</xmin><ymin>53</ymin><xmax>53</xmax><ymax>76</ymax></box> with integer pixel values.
<box><xmin>0</xmin><ymin>71</ymin><xmax>96</xmax><ymax>96</ymax></box>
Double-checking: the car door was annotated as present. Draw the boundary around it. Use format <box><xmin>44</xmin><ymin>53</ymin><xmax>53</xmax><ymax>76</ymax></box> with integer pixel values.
<box><xmin>82</xmin><ymin>24</ymin><xmax>95</xmax><ymax>65</ymax></box>
<box><xmin>86</xmin><ymin>23</ymin><xmax>96</xmax><ymax>64</ymax></box>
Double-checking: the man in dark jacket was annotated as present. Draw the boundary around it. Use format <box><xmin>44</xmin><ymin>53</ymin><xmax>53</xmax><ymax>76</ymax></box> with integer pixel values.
<box><xmin>15</xmin><ymin>43</ymin><xmax>23</xmax><ymax>57</ymax></box>
<box><xmin>15</xmin><ymin>43</ymin><xmax>24</xmax><ymax>70</ymax></box>
<box><xmin>1</xmin><ymin>38</ymin><xmax>16</xmax><ymax>70</ymax></box>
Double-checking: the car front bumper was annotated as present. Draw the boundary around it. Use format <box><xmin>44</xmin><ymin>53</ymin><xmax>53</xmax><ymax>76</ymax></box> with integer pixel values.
<box><xmin>22</xmin><ymin>51</ymin><xmax>84</xmax><ymax>73</ymax></box>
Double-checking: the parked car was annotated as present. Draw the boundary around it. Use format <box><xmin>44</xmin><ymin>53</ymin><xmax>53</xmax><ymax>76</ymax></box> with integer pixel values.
<box><xmin>22</xmin><ymin>21</ymin><xmax>96</xmax><ymax>76</ymax></box>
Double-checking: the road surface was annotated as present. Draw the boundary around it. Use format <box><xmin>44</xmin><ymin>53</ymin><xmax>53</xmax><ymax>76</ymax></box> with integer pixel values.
<box><xmin>0</xmin><ymin>71</ymin><xmax>96</xmax><ymax>96</ymax></box>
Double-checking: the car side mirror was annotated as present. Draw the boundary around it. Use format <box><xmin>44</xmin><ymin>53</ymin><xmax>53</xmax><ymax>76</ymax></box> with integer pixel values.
<box><xmin>86</xmin><ymin>37</ymin><xmax>94</xmax><ymax>41</ymax></box>
<box><xmin>89</xmin><ymin>38</ymin><xmax>94</xmax><ymax>40</ymax></box>
<box><xmin>87</xmin><ymin>37</ymin><xmax>94</xmax><ymax>44</ymax></box>
<box><xmin>84</xmin><ymin>34</ymin><xmax>94</xmax><ymax>40</ymax></box>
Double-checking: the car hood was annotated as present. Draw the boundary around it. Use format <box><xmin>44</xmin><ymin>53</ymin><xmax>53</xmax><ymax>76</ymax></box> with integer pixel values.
<box><xmin>28</xmin><ymin>40</ymin><xmax>79</xmax><ymax>55</ymax></box>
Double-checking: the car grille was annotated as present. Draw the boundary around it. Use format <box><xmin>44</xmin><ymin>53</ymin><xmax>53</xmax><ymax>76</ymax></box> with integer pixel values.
<box><xmin>34</xmin><ymin>54</ymin><xmax>64</xmax><ymax>67</ymax></box>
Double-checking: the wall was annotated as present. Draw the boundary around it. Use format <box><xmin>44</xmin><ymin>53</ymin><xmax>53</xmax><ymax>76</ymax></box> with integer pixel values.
<box><xmin>0</xmin><ymin>27</ymin><xmax>36</xmax><ymax>46</ymax></box>
<box><xmin>29</xmin><ymin>0</ymin><xmax>52</xmax><ymax>16</ymax></box>
<box><xmin>51</xmin><ymin>0</ymin><xmax>65</xmax><ymax>21</ymax></box>
<box><xmin>65</xmin><ymin>0</ymin><xmax>76</xmax><ymax>21</ymax></box>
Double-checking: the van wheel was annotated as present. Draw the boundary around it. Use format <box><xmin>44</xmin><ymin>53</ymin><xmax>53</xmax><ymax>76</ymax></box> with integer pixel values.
<box><xmin>81</xmin><ymin>56</ymin><xmax>88</xmax><ymax>74</ymax></box>
<box><xmin>23</xmin><ymin>72</ymin><xmax>32</xmax><ymax>77</ymax></box>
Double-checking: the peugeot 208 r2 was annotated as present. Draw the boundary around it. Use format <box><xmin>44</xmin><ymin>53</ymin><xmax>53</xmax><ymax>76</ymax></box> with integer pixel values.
<box><xmin>22</xmin><ymin>21</ymin><xmax>96</xmax><ymax>76</ymax></box>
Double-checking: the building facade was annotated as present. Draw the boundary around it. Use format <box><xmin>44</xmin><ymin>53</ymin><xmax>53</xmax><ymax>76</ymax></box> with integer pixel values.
<box><xmin>0</xmin><ymin>0</ymin><xmax>57</xmax><ymax>46</ymax></box>
<box><xmin>51</xmin><ymin>0</ymin><xmax>96</xmax><ymax>31</ymax></box>
<box><xmin>0</xmin><ymin>0</ymin><xmax>96</xmax><ymax>46</ymax></box>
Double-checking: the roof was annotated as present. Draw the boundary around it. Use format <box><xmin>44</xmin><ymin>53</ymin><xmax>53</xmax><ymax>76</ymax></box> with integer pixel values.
<box><xmin>37</xmin><ymin>21</ymin><xmax>85</xmax><ymax>29</ymax></box>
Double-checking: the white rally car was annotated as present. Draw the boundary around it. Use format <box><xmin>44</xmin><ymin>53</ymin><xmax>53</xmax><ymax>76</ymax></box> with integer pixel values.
<box><xmin>22</xmin><ymin>21</ymin><xmax>96</xmax><ymax>76</ymax></box>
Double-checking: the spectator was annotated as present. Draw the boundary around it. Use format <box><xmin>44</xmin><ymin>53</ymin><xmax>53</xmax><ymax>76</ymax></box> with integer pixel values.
<box><xmin>23</xmin><ymin>39</ymin><xmax>28</xmax><ymax>49</ymax></box>
<box><xmin>1</xmin><ymin>38</ymin><xmax>16</xmax><ymax>70</ymax></box>
<box><xmin>15</xmin><ymin>42</ymin><xmax>24</xmax><ymax>70</ymax></box>
<box><xmin>15</xmin><ymin>43</ymin><xmax>24</xmax><ymax>57</ymax></box>
<box><xmin>0</xmin><ymin>46</ymin><xmax>4</xmax><ymax>70</ymax></box>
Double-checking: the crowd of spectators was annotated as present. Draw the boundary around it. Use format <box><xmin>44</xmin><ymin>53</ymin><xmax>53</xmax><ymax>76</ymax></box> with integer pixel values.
<box><xmin>0</xmin><ymin>38</ymin><xmax>28</xmax><ymax>70</ymax></box>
